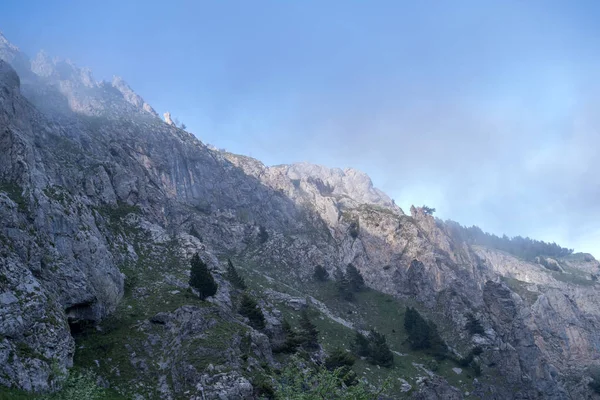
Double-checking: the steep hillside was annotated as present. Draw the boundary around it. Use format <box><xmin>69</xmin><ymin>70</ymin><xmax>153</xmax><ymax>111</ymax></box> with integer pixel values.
<box><xmin>1</xmin><ymin>32</ymin><xmax>600</xmax><ymax>399</ymax></box>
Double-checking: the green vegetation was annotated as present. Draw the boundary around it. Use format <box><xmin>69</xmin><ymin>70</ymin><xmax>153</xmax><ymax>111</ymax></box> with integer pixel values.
<box><xmin>189</xmin><ymin>253</ymin><xmax>218</xmax><ymax>300</ymax></box>
<box><xmin>0</xmin><ymin>181</ymin><xmax>27</xmax><ymax>212</ymax></box>
<box><xmin>0</xmin><ymin>370</ymin><xmax>126</xmax><ymax>400</ymax></box>
<box><xmin>334</xmin><ymin>268</ymin><xmax>354</xmax><ymax>301</ymax></box>
<box><xmin>274</xmin><ymin>358</ymin><xmax>387</xmax><ymax>399</ymax></box>
<box><xmin>297</xmin><ymin>309</ymin><xmax>319</xmax><ymax>350</ymax></box>
<box><xmin>348</xmin><ymin>220</ymin><xmax>360</xmax><ymax>239</ymax></box>
<box><xmin>351</xmin><ymin>330</ymin><xmax>393</xmax><ymax>368</ymax></box>
<box><xmin>464</xmin><ymin>313</ymin><xmax>485</xmax><ymax>336</ymax></box>
<box><xmin>446</xmin><ymin>221</ymin><xmax>573</xmax><ymax>261</ymax></box>
<box><xmin>422</xmin><ymin>205</ymin><xmax>436</xmax><ymax>215</ymax></box>
<box><xmin>365</xmin><ymin>330</ymin><xmax>394</xmax><ymax>368</ymax></box>
<box><xmin>313</xmin><ymin>265</ymin><xmax>329</xmax><ymax>281</ymax></box>
<box><xmin>404</xmin><ymin>307</ymin><xmax>447</xmax><ymax>359</ymax></box>
<box><xmin>226</xmin><ymin>258</ymin><xmax>247</xmax><ymax>289</ymax></box>
<box><xmin>345</xmin><ymin>264</ymin><xmax>365</xmax><ymax>292</ymax></box>
<box><xmin>238</xmin><ymin>293</ymin><xmax>266</xmax><ymax>329</ymax></box>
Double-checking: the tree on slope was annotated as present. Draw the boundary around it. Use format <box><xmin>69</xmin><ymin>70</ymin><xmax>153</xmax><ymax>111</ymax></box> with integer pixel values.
<box><xmin>239</xmin><ymin>293</ymin><xmax>266</xmax><ymax>329</ymax></box>
<box><xmin>226</xmin><ymin>258</ymin><xmax>247</xmax><ymax>289</ymax></box>
<box><xmin>189</xmin><ymin>253</ymin><xmax>218</xmax><ymax>300</ymax></box>
<box><xmin>346</xmin><ymin>263</ymin><xmax>365</xmax><ymax>291</ymax></box>
<box><xmin>297</xmin><ymin>309</ymin><xmax>319</xmax><ymax>350</ymax></box>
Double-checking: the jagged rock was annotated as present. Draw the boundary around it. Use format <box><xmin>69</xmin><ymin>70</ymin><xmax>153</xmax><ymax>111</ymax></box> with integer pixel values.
<box><xmin>410</xmin><ymin>375</ymin><xmax>463</xmax><ymax>400</ymax></box>
<box><xmin>164</xmin><ymin>111</ymin><xmax>174</xmax><ymax>125</ymax></box>
<box><xmin>0</xmin><ymin>31</ymin><xmax>599</xmax><ymax>400</ymax></box>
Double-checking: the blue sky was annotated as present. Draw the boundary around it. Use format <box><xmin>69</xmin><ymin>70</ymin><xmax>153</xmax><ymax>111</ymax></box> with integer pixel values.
<box><xmin>3</xmin><ymin>0</ymin><xmax>600</xmax><ymax>256</ymax></box>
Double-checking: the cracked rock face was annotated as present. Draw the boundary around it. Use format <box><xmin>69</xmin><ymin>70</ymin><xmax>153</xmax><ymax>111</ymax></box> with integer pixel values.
<box><xmin>1</xmin><ymin>33</ymin><xmax>600</xmax><ymax>399</ymax></box>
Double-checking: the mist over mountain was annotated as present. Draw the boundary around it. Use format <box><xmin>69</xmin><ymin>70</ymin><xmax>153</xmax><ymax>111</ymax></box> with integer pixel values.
<box><xmin>1</xmin><ymin>6</ymin><xmax>600</xmax><ymax>399</ymax></box>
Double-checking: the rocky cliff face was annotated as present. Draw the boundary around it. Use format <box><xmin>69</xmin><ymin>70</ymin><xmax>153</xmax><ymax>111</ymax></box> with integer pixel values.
<box><xmin>1</xmin><ymin>32</ymin><xmax>600</xmax><ymax>399</ymax></box>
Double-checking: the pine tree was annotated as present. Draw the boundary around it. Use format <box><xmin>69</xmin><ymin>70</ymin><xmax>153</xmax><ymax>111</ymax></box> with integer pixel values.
<box><xmin>313</xmin><ymin>265</ymin><xmax>329</xmax><ymax>281</ymax></box>
<box><xmin>351</xmin><ymin>331</ymin><xmax>370</xmax><ymax>357</ymax></box>
<box><xmin>367</xmin><ymin>329</ymin><xmax>394</xmax><ymax>367</ymax></box>
<box><xmin>404</xmin><ymin>307</ymin><xmax>431</xmax><ymax>350</ymax></box>
<box><xmin>279</xmin><ymin>318</ymin><xmax>300</xmax><ymax>353</ymax></box>
<box><xmin>324</xmin><ymin>348</ymin><xmax>355</xmax><ymax>371</ymax></box>
<box><xmin>239</xmin><ymin>293</ymin><xmax>266</xmax><ymax>329</ymax></box>
<box><xmin>333</xmin><ymin>268</ymin><xmax>354</xmax><ymax>301</ymax></box>
<box><xmin>297</xmin><ymin>309</ymin><xmax>319</xmax><ymax>350</ymax></box>
<box><xmin>189</xmin><ymin>253</ymin><xmax>218</xmax><ymax>300</ymax></box>
<box><xmin>226</xmin><ymin>259</ymin><xmax>247</xmax><ymax>290</ymax></box>
<box><xmin>346</xmin><ymin>263</ymin><xmax>365</xmax><ymax>292</ymax></box>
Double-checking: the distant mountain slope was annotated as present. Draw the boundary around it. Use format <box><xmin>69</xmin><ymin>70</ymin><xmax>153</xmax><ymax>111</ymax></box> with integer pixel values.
<box><xmin>1</xmin><ymin>32</ymin><xmax>599</xmax><ymax>399</ymax></box>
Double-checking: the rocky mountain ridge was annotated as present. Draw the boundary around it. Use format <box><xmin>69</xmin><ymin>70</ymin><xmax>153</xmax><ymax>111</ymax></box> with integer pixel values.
<box><xmin>1</xmin><ymin>32</ymin><xmax>600</xmax><ymax>399</ymax></box>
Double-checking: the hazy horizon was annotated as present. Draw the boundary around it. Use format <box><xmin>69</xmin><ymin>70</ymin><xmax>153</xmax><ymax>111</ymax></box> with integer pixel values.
<box><xmin>2</xmin><ymin>0</ymin><xmax>600</xmax><ymax>257</ymax></box>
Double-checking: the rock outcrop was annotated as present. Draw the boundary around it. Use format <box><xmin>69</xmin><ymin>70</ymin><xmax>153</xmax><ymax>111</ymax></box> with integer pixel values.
<box><xmin>1</xmin><ymin>31</ymin><xmax>600</xmax><ymax>399</ymax></box>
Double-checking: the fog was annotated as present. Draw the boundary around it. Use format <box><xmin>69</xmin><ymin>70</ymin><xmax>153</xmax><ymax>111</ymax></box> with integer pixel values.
<box><xmin>3</xmin><ymin>0</ymin><xmax>600</xmax><ymax>255</ymax></box>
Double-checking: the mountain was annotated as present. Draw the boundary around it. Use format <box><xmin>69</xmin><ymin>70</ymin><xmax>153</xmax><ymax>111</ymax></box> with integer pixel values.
<box><xmin>1</xmin><ymin>31</ymin><xmax>600</xmax><ymax>399</ymax></box>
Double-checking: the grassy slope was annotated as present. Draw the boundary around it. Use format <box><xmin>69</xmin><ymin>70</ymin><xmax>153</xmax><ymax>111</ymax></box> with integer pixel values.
<box><xmin>239</xmin><ymin>260</ymin><xmax>479</xmax><ymax>397</ymax></box>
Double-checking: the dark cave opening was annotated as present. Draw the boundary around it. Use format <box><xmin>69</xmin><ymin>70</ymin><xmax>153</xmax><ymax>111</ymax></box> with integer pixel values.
<box><xmin>65</xmin><ymin>302</ymin><xmax>96</xmax><ymax>338</ymax></box>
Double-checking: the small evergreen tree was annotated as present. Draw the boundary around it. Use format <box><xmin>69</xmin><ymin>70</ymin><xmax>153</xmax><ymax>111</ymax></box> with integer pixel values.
<box><xmin>189</xmin><ymin>253</ymin><xmax>218</xmax><ymax>300</ymax></box>
<box><xmin>279</xmin><ymin>318</ymin><xmax>300</xmax><ymax>353</ymax></box>
<box><xmin>346</xmin><ymin>263</ymin><xmax>365</xmax><ymax>291</ymax></box>
<box><xmin>351</xmin><ymin>331</ymin><xmax>370</xmax><ymax>357</ymax></box>
<box><xmin>297</xmin><ymin>309</ymin><xmax>319</xmax><ymax>350</ymax></box>
<box><xmin>334</xmin><ymin>268</ymin><xmax>354</xmax><ymax>301</ymax></box>
<box><xmin>367</xmin><ymin>329</ymin><xmax>394</xmax><ymax>367</ymax></box>
<box><xmin>313</xmin><ymin>265</ymin><xmax>329</xmax><ymax>281</ymax></box>
<box><xmin>404</xmin><ymin>307</ymin><xmax>431</xmax><ymax>350</ymax></box>
<box><xmin>239</xmin><ymin>293</ymin><xmax>266</xmax><ymax>329</ymax></box>
<box><xmin>404</xmin><ymin>307</ymin><xmax>447</xmax><ymax>358</ymax></box>
<box><xmin>226</xmin><ymin>259</ymin><xmax>247</xmax><ymax>290</ymax></box>
<box><xmin>324</xmin><ymin>348</ymin><xmax>355</xmax><ymax>371</ymax></box>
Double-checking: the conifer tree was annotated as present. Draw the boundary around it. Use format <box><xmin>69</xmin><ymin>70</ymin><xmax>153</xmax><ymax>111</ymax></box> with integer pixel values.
<box><xmin>189</xmin><ymin>253</ymin><xmax>218</xmax><ymax>300</ymax></box>
<box><xmin>351</xmin><ymin>331</ymin><xmax>370</xmax><ymax>357</ymax></box>
<box><xmin>367</xmin><ymin>329</ymin><xmax>394</xmax><ymax>368</ymax></box>
<box><xmin>239</xmin><ymin>293</ymin><xmax>266</xmax><ymax>329</ymax></box>
<box><xmin>313</xmin><ymin>265</ymin><xmax>329</xmax><ymax>281</ymax></box>
<box><xmin>297</xmin><ymin>309</ymin><xmax>319</xmax><ymax>350</ymax></box>
<box><xmin>226</xmin><ymin>258</ymin><xmax>247</xmax><ymax>290</ymax></box>
<box><xmin>324</xmin><ymin>348</ymin><xmax>356</xmax><ymax>371</ymax></box>
<box><xmin>334</xmin><ymin>268</ymin><xmax>354</xmax><ymax>301</ymax></box>
<box><xmin>279</xmin><ymin>318</ymin><xmax>300</xmax><ymax>353</ymax></box>
<box><xmin>346</xmin><ymin>263</ymin><xmax>365</xmax><ymax>291</ymax></box>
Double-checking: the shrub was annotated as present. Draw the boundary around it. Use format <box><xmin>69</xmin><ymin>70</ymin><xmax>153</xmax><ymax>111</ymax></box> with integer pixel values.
<box><xmin>258</xmin><ymin>225</ymin><xmax>269</xmax><ymax>243</ymax></box>
<box><xmin>348</xmin><ymin>220</ymin><xmax>359</xmax><ymax>239</ymax></box>
<box><xmin>239</xmin><ymin>294</ymin><xmax>266</xmax><ymax>329</ymax></box>
<box><xmin>324</xmin><ymin>348</ymin><xmax>355</xmax><ymax>371</ymax></box>
<box><xmin>275</xmin><ymin>359</ymin><xmax>384</xmax><ymax>399</ymax></box>
<box><xmin>189</xmin><ymin>253</ymin><xmax>218</xmax><ymax>300</ymax></box>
